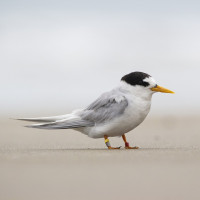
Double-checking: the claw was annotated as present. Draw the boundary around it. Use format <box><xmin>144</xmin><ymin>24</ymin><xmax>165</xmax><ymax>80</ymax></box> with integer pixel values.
<box><xmin>104</xmin><ymin>135</ymin><xmax>121</xmax><ymax>149</ymax></box>
<box><xmin>108</xmin><ymin>146</ymin><xmax>121</xmax><ymax>149</ymax></box>
<box><xmin>122</xmin><ymin>134</ymin><xmax>139</xmax><ymax>150</ymax></box>
<box><xmin>125</xmin><ymin>146</ymin><xmax>139</xmax><ymax>149</ymax></box>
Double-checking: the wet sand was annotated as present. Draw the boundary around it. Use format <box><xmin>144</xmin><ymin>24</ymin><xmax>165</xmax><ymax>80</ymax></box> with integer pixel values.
<box><xmin>0</xmin><ymin>116</ymin><xmax>200</xmax><ymax>200</ymax></box>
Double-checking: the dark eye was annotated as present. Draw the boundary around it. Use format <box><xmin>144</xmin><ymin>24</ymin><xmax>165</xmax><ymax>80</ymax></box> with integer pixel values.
<box><xmin>141</xmin><ymin>81</ymin><xmax>150</xmax><ymax>87</ymax></box>
<box><xmin>154</xmin><ymin>84</ymin><xmax>157</xmax><ymax>88</ymax></box>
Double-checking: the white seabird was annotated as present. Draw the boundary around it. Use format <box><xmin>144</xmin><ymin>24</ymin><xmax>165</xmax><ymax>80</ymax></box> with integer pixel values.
<box><xmin>18</xmin><ymin>72</ymin><xmax>174</xmax><ymax>149</ymax></box>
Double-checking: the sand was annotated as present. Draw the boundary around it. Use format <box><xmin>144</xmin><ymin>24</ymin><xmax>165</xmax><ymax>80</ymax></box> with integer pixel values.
<box><xmin>0</xmin><ymin>116</ymin><xmax>200</xmax><ymax>200</ymax></box>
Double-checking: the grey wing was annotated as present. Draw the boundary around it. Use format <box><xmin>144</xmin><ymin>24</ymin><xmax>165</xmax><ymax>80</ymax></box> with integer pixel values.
<box><xmin>80</xmin><ymin>91</ymin><xmax>128</xmax><ymax>124</ymax></box>
<box><xmin>25</xmin><ymin>91</ymin><xmax>128</xmax><ymax>129</ymax></box>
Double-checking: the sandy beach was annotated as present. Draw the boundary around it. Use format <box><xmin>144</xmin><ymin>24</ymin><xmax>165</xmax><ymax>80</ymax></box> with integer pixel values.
<box><xmin>0</xmin><ymin>116</ymin><xmax>200</xmax><ymax>200</ymax></box>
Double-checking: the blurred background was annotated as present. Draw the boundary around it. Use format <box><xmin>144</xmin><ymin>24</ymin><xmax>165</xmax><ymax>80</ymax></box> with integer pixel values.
<box><xmin>0</xmin><ymin>1</ymin><xmax>200</xmax><ymax>200</ymax></box>
<box><xmin>1</xmin><ymin>0</ymin><xmax>200</xmax><ymax>117</ymax></box>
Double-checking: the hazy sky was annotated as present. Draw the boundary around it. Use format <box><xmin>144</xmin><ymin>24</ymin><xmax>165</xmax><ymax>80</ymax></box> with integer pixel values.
<box><xmin>1</xmin><ymin>0</ymin><xmax>200</xmax><ymax>116</ymax></box>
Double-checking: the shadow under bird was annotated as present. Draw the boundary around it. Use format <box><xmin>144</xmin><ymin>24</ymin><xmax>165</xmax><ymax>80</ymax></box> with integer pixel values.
<box><xmin>17</xmin><ymin>72</ymin><xmax>174</xmax><ymax>149</ymax></box>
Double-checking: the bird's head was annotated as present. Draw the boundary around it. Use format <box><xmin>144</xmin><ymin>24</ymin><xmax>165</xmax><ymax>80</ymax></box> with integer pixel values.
<box><xmin>121</xmin><ymin>71</ymin><xmax>174</xmax><ymax>95</ymax></box>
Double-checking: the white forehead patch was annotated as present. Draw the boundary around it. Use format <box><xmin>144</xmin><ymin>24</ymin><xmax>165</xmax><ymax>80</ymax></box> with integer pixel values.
<box><xmin>143</xmin><ymin>77</ymin><xmax>157</xmax><ymax>88</ymax></box>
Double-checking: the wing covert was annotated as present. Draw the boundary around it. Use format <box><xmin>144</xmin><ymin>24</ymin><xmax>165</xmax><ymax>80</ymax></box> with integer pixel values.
<box><xmin>81</xmin><ymin>91</ymin><xmax>128</xmax><ymax>124</ymax></box>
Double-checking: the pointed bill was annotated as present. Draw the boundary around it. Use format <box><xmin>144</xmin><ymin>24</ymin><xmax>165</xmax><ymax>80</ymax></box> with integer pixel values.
<box><xmin>151</xmin><ymin>85</ymin><xmax>174</xmax><ymax>93</ymax></box>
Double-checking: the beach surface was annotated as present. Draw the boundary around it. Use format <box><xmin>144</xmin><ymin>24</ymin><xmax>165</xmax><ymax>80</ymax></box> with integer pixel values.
<box><xmin>0</xmin><ymin>116</ymin><xmax>200</xmax><ymax>200</ymax></box>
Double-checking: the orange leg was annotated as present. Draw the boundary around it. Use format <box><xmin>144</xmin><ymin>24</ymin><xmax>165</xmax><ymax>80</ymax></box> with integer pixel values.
<box><xmin>122</xmin><ymin>134</ymin><xmax>139</xmax><ymax>149</ymax></box>
<box><xmin>104</xmin><ymin>135</ymin><xmax>121</xmax><ymax>149</ymax></box>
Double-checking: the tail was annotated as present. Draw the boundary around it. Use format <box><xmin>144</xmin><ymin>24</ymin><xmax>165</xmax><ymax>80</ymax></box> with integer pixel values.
<box><xmin>15</xmin><ymin>114</ymin><xmax>72</xmax><ymax>123</ymax></box>
<box><xmin>25</xmin><ymin>118</ymin><xmax>94</xmax><ymax>130</ymax></box>
<box><xmin>15</xmin><ymin>109</ymin><xmax>93</xmax><ymax>130</ymax></box>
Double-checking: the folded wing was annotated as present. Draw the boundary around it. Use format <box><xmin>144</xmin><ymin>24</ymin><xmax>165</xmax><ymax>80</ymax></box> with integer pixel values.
<box><xmin>18</xmin><ymin>90</ymin><xmax>128</xmax><ymax>129</ymax></box>
<box><xmin>81</xmin><ymin>90</ymin><xmax>128</xmax><ymax>124</ymax></box>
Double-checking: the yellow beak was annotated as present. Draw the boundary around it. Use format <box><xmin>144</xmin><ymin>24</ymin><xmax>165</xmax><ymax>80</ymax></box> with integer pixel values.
<box><xmin>151</xmin><ymin>85</ymin><xmax>175</xmax><ymax>94</ymax></box>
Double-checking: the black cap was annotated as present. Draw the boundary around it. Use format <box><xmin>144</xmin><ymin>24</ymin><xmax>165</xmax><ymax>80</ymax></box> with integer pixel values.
<box><xmin>121</xmin><ymin>72</ymin><xmax>151</xmax><ymax>87</ymax></box>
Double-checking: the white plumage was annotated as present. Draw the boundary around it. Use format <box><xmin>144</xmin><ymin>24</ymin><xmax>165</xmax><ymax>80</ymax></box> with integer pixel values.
<box><xmin>17</xmin><ymin>72</ymin><xmax>174</xmax><ymax>149</ymax></box>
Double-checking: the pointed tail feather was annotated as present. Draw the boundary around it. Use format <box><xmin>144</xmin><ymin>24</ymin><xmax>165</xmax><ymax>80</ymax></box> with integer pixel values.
<box><xmin>15</xmin><ymin>114</ymin><xmax>73</xmax><ymax>123</ymax></box>
<box><xmin>25</xmin><ymin>118</ymin><xmax>94</xmax><ymax>130</ymax></box>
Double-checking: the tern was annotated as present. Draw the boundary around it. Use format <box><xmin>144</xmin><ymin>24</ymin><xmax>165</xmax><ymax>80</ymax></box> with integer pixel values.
<box><xmin>18</xmin><ymin>72</ymin><xmax>174</xmax><ymax>149</ymax></box>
